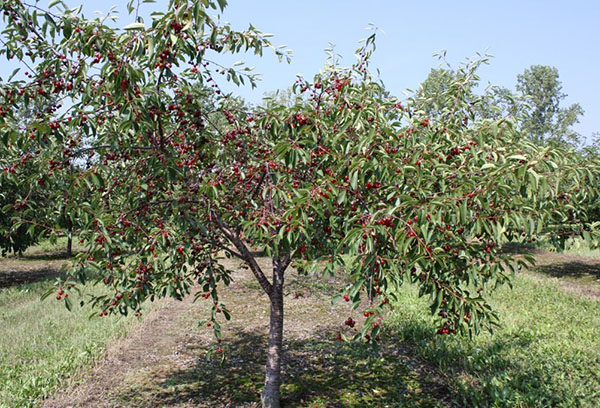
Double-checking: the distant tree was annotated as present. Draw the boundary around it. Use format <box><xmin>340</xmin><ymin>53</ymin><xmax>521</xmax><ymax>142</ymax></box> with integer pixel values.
<box><xmin>415</xmin><ymin>68</ymin><xmax>466</xmax><ymax>119</ymax></box>
<box><xmin>516</xmin><ymin>65</ymin><xmax>584</xmax><ymax>146</ymax></box>
<box><xmin>587</xmin><ymin>132</ymin><xmax>600</xmax><ymax>154</ymax></box>
<box><xmin>475</xmin><ymin>85</ymin><xmax>520</xmax><ymax>121</ymax></box>
<box><xmin>415</xmin><ymin>65</ymin><xmax>521</xmax><ymax>123</ymax></box>
<box><xmin>0</xmin><ymin>164</ymin><xmax>45</xmax><ymax>256</ymax></box>
<box><xmin>0</xmin><ymin>96</ymin><xmax>58</xmax><ymax>255</ymax></box>
<box><xmin>262</xmin><ymin>87</ymin><xmax>304</xmax><ymax>108</ymax></box>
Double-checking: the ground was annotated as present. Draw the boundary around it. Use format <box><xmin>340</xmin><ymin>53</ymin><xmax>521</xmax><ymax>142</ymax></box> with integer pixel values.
<box><xmin>0</xmin><ymin>255</ymin><xmax>64</xmax><ymax>288</ymax></box>
<box><xmin>530</xmin><ymin>251</ymin><xmax>600</xmax><ymax>299</ymax></box>
<box><xmin>38</xmin><ymin>257</ymin><xmax>453</xmax><ymax>408</ymax></box>
<box><xmin>1</xmin><ymin>247</ymin><xmax>599</xmax><ymax>407</ymax></box>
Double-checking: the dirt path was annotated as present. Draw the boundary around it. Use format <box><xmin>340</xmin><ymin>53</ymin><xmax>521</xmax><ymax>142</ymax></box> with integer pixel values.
<box><xmin>41</xmin><ymin>257</ymin><xmax>454</xmax><ymax>408</ymax></box>
<box><xmin>38</xmin><ymin>251</ymin><xmax>600</xmax><ymax>407</ymax></box>
<box><xmin>530</xmin><ymin>251</ymin><xmax>600</xmax><ymax>300</ymax></box>
<box><xmin>0</xmin><ymin>257</ymin><xmax>64</xmax><ymax>288</ymax></box>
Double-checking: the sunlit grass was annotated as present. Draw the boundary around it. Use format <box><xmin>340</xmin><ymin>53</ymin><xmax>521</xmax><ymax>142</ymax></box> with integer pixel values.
<box><xmin>388</xmin><ymin>271</ymin><xmax>600</xmax><ymax>407</ymax></box>
<box><xmin>0</xmin><ymin>239</ymin><xmax>142</xmax><ymax>408</ymax></box>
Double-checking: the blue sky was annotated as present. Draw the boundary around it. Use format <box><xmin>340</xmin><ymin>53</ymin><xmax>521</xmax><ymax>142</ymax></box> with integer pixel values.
<box><xmin>4</xmin><ymin>1</ymin><xmax>600</xmax><ymax>143</ymax></box>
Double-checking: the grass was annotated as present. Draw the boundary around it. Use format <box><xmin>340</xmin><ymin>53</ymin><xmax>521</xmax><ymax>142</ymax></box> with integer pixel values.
<box><xmin>0</xmin><ymin>241</ymin><xmax>143</xmax><ymax>408</ymax></box>
<box><xmin>388</xmin><ymin>270</ymin><xmax>600</xmax><ymax>407</ymax></box>
<box><xmin>3</xmin><ymin>241</ymin><xmax>600</xmax><ymax>407</ymax></box>
<box><xmin>110</xmin><ymin>261</ymin><xmax>450</xmax><ymax>407</ymax></box>
<box><xmin>534</xmin><ymin>236</ymin><xmax>600</xmax><ymax>258</ymax></box>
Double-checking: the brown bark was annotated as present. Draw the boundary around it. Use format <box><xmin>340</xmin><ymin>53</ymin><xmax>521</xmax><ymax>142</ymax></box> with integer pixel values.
<box><xmin>212</xmin><ymin>210</ymin><xmax>273</xmax><ymax>296</ymax></box>
<box><xmin>261</xmin><ymin>257</ymin><xmax>285</xmax><ymax>408</ymax></box>
<box><xmin>66</xmin><ymin>234</ymin><xmax>72</xmax><ymax>258</ymax></box>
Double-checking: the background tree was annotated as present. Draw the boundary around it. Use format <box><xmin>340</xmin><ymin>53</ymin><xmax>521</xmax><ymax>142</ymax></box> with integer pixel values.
<box><xmin>415</xmin><ymin>64</ymin><xmax>520</xmax><ymax>123</ymax></box>
<box><xmin>0</xmin><ymin>164</ymin><xmax>45</xmax><ymax>255</ymax></box>
<box><xmin>586</xmin><ymin>132</ymin><xmax>600</xmax><ymax>154</ymax></box>
<box><xmin>0</xmin><ymin>88</ymin><xmax>79</xmax><ymax>256</ymax></box>
<box><xmin>416</xmin><ymin>62</ymin><xmax>584</xmax><ymax>148</ymax></box>
<box><xmin>0</xmin><ymin>1</ymin><xmax>599</xmax><ymax>408</ymax></box>
<box><xmin>414</xmin><ymin>68</ymin><xmax>465</xmax><ymax>119</ymax></box>
<box><xmin>516</xmin><ymin>65</ymin><xmax>584</xmax><ymax>146</ymax></box>
<box><xmin>0</xmin><ymin>93</ymin><xmax>60</xmax><ymax>255</ymax></box>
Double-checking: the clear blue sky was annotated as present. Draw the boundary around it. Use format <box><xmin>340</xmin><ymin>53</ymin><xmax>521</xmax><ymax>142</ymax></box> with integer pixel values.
<box><xmin>5</xmin><ymin>1</ymin><xmax>600</xmax><ymax>143</ymax></box>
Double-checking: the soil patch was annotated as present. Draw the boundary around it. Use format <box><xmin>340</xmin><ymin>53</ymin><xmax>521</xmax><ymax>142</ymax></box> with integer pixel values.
<box><xmin>42</xmin><ymin>257</ymin><xmax>455</xmax><ymax>407</ymax></box>
<box><xmin>0</xmin><ymin>258</ymin><xmax>66</xmax><ymax>288</ymax></box>
<box><xmin>531</xmin><ymin>251</ymin><xmax>600</xmax><ymax>300</ymax></box>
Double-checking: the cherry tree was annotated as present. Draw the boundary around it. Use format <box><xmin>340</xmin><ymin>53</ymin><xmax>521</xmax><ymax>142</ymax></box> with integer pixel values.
<box><xmin>1</xmin><ymin>1</ymin><xmax>599</xmax><ymax>407</ymax></box>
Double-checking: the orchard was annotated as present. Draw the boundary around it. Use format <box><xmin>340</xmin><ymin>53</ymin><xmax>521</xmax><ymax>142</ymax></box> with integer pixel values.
<box><xmin>0</xmin><ymin>1</ymin><xmax>599</xmax><ymax>407</ymax></box>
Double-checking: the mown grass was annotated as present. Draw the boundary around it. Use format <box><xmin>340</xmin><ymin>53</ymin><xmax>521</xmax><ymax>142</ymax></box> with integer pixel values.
<box><xmin>1</xmin><ymin>236</ymin><xmax>81</xmax><ymax>259</ymax></box>
<box><xmin>388</xmin><ymin>271</ymin><xmax>600</xmax><ymax>407</ymax></box>
<box><xmin>537</xmin><ymin>236</ymin><xmax>600</xmax><ymax>258</ymax></box>
<box><xmin>111</xmin><ymin>262</ymin><xmax>450</xmax><ymax>408</ymax></box>
<box><xmin>0</xmin><ymin>241</ymin><xmax>142</xmax><ymax>408</ymax></box>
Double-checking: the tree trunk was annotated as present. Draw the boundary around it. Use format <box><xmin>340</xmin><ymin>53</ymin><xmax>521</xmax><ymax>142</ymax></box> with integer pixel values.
<box><xmin>66</xmin><ymin>234</ymin><xmax>72</xmax><ymax>258</ymax></box>
<box><xmin>64</xmin><ymin>202</ymin><xmax>73</xmax><ymax>258</ymax></box>
<box><xmin>261</xmin><ymin>259</ymin><xmax>285</xmax><ymax>408</ymax></box>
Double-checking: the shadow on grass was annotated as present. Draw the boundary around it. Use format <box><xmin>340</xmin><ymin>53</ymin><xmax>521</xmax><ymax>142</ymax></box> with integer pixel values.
<box><xmin>535</xmin><ymin>261</ymin><xmax>600</xmax><ymax>280</ymax></box>
<box><xmin>113</xmin><ymin>319</ymin><xmax>573</xmax><ymax>407</ymax></box>
<box><xmin>0</xmin><ymin>250</ymin><xmax>83</xmax><ymax>288</ymax></box>
<box><xmin>395</xmin><ymin>320</ymin><xmax>584</xmax><ymax>408</ymax></box>
<box><xmin>112</xmin><ymin>316</ymin><xmax>580</xmax><ymax>407</ymax></box>
<box><xmin>499</xmin><ymin>242</ymin><xmax>540</xmax><ymax>255</ymax></box>
<box><xmin>18</xmin><ymin>251</ymin><xmax>72</xmax><ymax>261</ymax></box>
<box><xmin>0</xmin><ymin>267</ymin><xmax>64</xmax><ymax>288</ymax></box>
<box><xmin>114</xmin><ymin>326</ymin><xmax>454</xmax><ymax>408</ymax></box>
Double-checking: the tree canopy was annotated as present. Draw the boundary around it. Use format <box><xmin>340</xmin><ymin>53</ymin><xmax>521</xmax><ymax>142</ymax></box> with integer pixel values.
<box><xmin>517</xmin><ymin>65</ymin><xmax>584</xmax><ymax>146</ymax></box>
<box><xmin>1</xmin><ymin>1</ymin><xmax>599</xmax><ymax>407</ymax></box>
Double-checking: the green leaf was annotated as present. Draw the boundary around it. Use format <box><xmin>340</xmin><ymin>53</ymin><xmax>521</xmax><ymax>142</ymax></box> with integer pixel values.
<box><xmin>65</xmin><ymin>297</ymin><xmax>72</xmax><ymax>311</ymax></box>
<box><xmin>63</xmin><ymin>18</ymin><xmax>72</xmax><ymax>39</ymax></box>
<box><xmin>123</xmin><ymin>22</ymin><xmax>146</xmax><ymax>30</ymax></box>
<box><xmin>7</xmin><ymin>68</ymin><xmax>20</xmax><ymax>82</ymax></box>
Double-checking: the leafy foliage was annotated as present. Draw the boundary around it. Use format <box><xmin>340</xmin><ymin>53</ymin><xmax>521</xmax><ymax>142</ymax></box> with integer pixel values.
<box><xmin>1</xmin><ymin>0</ymin><xmax>598</xmax><ymax>337</ymax></box>
<box><xmin>0</xmin><ymin>1</ymin><xmax>599</xmax><ymax>406</ymax></box>
<box><xmin>516</xmin><ymin>65</ymin><xmax>584</xmax><ymax>146</ymax></box>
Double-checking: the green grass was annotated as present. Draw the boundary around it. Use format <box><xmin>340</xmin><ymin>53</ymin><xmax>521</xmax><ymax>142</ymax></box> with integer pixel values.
<box><xmin>528</xmin><ymin>236</ymin><xmax>600</xmax><ymax>258</ymax></box>
<box><xmin>0</xmin><ymin>239</ymin><xmax>143</xmax><ymax>408</ymax></box>
<box><xmin>556</xmin><ymin>238</ymin><xmax>600</xmax><ymax>258</ymax></box>
<box><xmin>388</xmin><ymin>272</ymin><xmax>600</xmax><ymax>407</ymax></box>
<box><xmin>2</xmin><ymin>236</ymin><xmax>83</xmax><ymax>259</ymax></box>
<box><xmin>0</xmin><ymin>280</ymin><xmax>142</xmax><ymax>407</ymax></box>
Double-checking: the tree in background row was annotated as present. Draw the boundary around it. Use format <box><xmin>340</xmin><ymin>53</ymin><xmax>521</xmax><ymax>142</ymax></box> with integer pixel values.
<box><xmin>1</xmin><ymin>1</ymin><xmax>599</xmax><ymax>407</ymax></box>
<box><xmin>517</xmin><ymin>65</ymin><xmax>584</xmax><ymax>146</ymax></box>
<box><xmin>416</xmin><ymin>62</ymin><xmax>584</xmax><ymax>147</ymax></box>
<box><xmin>0</xmin><ymin>95</ymin><xmax>79</xmax><ymax>256</ymax></box>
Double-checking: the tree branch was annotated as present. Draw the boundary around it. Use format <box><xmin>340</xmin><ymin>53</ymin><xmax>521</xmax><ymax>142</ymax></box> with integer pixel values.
<box><xmin>211</xmin><ymin>210</ymin><xmax>273</xmax><ymax>296</ymax></box>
